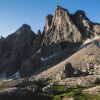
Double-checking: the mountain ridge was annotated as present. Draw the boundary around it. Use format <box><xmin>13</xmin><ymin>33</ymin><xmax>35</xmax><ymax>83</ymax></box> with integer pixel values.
<box><xmin>0</xmin><ymin>6</ymin><xmax>100</xmax><ymax>79</ymax></box>
<box><xmin>0</xmin><ymin>6</ymin><xmax>100</xmax><ymax>100</ymax></box>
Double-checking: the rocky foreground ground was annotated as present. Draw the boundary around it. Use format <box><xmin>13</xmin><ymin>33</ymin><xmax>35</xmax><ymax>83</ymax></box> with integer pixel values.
<box><xmin>0</xmin><ymin>75</ymin><xmax>100</xmax><ymax>100</ymax></box>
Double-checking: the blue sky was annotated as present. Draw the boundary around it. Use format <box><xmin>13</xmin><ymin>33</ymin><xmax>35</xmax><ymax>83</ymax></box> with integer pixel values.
<box><xmin>0</xmin><ymin>0</ymin><xmax>100</xmax><ymax>37</ymax></box>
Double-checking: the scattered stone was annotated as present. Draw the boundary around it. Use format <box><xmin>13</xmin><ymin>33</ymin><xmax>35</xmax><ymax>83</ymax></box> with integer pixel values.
<box><xmin>83</xmin><ymin>85</ymin><xmax>100</xmax><ymax>96</ymax></box>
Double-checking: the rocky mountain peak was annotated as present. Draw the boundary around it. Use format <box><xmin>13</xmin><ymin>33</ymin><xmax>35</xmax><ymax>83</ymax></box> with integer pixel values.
<box><xmin>19</xmin><ymin>24</ymin><xmax>31</xmax><ymax>33</ymax></box>
<box><xmin>55</xmin><ymin>5</ymin><xmax>68</xmax><ymax>14</ymax></box>
<box><xmin>53</xmin><ymin>6</ymin><xmax>70</xmax><ymax>28</ymax></box>
<box><xmin>75</xmin><ymin>10</ymin><xmax>86</xmax><ymax>17</ymax></box>
<box><xmin>0</xmin><ymin>6</ymin><xmax>100</xmax><ymax>100</ymax></box>
<box><xmin>73</xmin><ymin>10</ymin><xmax>100</xmax><ymax>37</ymax></box>
<box><xmin>45</xmin><ymin>6</ymin><xmax>69</xmax><ymax>33</ymax></box>
<box><xmin>43</xmin><ymin>6</ymin><xmax>82</xmax><ymax>44</ymax></box>
<box><xmin>0</xmin><ymin>6</ymin><xmax>100</xmax><ymax>79</ymax></box>
<box><xmin>16</xmin><ymin>24</ymin><xmax>32</xmax><ymax>35</ymax></box>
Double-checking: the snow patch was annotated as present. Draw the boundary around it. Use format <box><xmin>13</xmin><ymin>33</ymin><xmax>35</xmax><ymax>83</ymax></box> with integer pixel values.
<box><xmin>37</xmin><ymin>49</ymin><xmax>41</xmax><ymax>53</ymax></box>
<box><xmin>80</xmin><ymin>36</ymin><xmax>100</xmax><ymax>48</ymax></box>
<box><xmin>80</xmin><ymin>39</ymin><xmax>93</xmax><ymax>48</ymax></box>
<box><xmin>10</xmin><ymin>71</ymin><xmax>21</xmax><ymax>80</ymax></box>
<box><xmin>0</xmin><ymin>73</ymin><xmax>7</xmax><ymax>80</ymax></box>
<box><xmin>33</xmin><ymin>49</ymin><xmax>41</xmax><ymax>56</ymax></box>
<box><xmin>98</xmin><ymin>41</ymin><xmax>100</xmax><ymax>46</ymax></box>
<box><xmin>41</xmin><ymin>53</ymin><xmax>57</xmax><ymax>61</ymax></box>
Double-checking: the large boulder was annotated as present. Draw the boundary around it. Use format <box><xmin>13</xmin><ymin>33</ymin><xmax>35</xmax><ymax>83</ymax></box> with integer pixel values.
<box><xmin>63</xmin><ymin>62</ymin><xmax>83</xmax><ymax>77</ymax></box>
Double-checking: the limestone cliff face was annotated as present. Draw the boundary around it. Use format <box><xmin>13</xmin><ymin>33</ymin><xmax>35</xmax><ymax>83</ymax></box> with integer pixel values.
<box><xmin>44</xmin><ymin>6</ymin><xmax>100</xmax><ymax>45</ymax></box>
<box><xmin>43</xmin><ymin>6</ymin><xmax>82</xmax><ymax>44</ymax></box>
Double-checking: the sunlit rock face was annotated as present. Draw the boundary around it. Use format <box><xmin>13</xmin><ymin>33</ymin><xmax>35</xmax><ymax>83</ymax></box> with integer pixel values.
<box><xmin>45</xmin><ymin>14</ymin><xmax>53</xmax><ymax>33</ymax></box>
<box><xmin>43</xmin><ymin>6</ymin><xmax>82</xmax><ymax>45</ymax></box>
<box><xmin>93</xmin><ymin>25</ymin><xmax>100</xmax><ymax>36</ymax></box>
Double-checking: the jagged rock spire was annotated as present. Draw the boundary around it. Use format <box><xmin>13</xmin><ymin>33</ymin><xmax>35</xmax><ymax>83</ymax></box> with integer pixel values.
<box><xmin>43</xmin><ymin>5</ymin><xmax>82</xmax><ymax>44</ymax></box>
<box><xmin>45</xmin><ymin>14</ymin><xmax>53</xmax><ymax>33</ymax></box>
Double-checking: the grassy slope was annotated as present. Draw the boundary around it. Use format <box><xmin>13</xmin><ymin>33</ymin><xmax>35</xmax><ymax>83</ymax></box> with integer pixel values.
<box><xmin>53</xmin><ymin>85</ymin><xmax>100</xmax><ymax>100</ymax></box>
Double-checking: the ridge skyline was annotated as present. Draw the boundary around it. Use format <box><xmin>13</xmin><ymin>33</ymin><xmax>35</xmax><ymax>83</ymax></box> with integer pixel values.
<box><xmin>0</xmin><ymin>0</ymin><xmax>100</xmax><ymax>37</ymax></box>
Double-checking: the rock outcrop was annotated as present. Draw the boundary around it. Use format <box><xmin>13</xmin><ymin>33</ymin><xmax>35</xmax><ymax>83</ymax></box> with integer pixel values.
<box><xmin>63</xmin><ymin>62</ymin><xmax>83</xmax><ymax>77</ymax></box>
<box><xmin>43</xmin><ymin>6</ymin><xmax>82</xmax><ymax>44</ymax></box>
<box><xmin>73</xmin><ymin>10</ymin><xmax>100</xmax><ymax>37</ymax></box>
<box><xmin>83</xmin><ymin>85</ymin><xmax>100</xmax><ymax>96</ymax></box>
<box><xmin>0</xmin><ymin>78</ymin><xmax>51</xmax><ymax>100</ymax></box>
<box><xmin>0</xmin><ymin>24</ymin><xmax>42</xmax><ymax>78</ymax></box>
